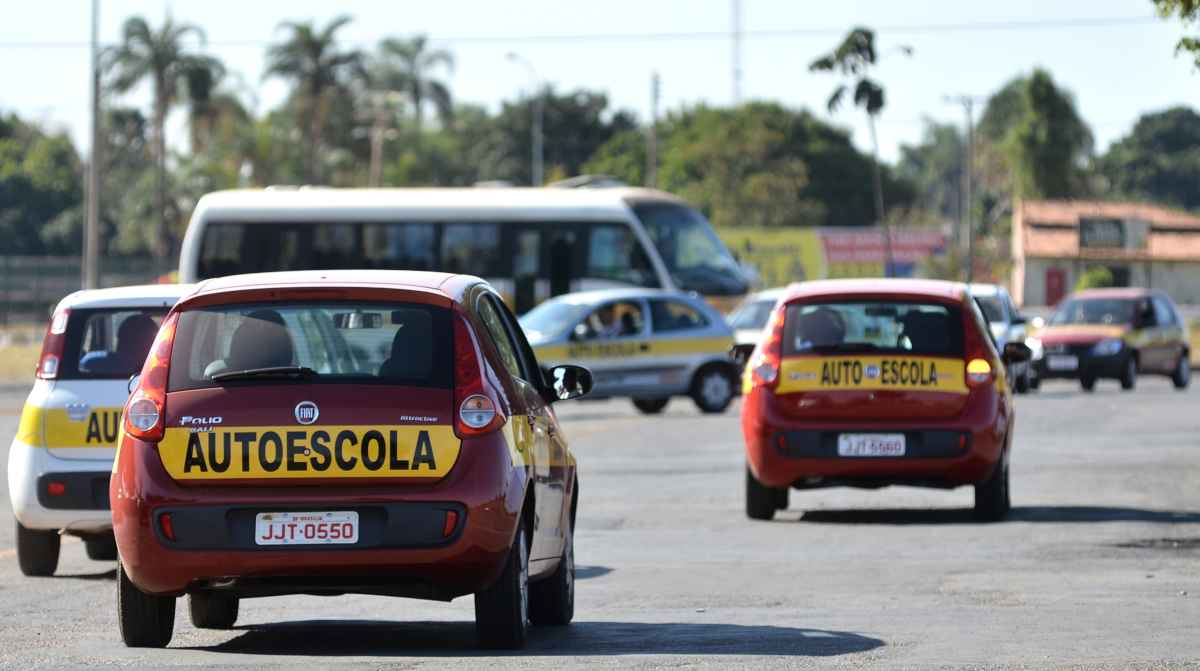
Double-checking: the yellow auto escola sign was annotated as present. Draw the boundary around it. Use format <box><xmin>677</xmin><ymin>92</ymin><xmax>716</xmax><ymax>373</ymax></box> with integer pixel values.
<box><xmin>158</xmin><ymin>425</ymin><xmax>460</xmax><ymax>480</ymax></box>
<box><xmin>17</xmin><ymin>405</ymin><xmax>125</xmax><ymax>449</ymax></box>
<box><xmin>776</xmin><ymin>356</ymin><xmax>967</xmax><ymax>394</ymax></box>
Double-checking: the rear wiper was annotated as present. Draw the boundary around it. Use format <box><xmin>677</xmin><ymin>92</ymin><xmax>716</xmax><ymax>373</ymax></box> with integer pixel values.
<box><xmin>211</xmin><ymin>366</ymin><xmax>318</xmax><ymax>382</ymax></box>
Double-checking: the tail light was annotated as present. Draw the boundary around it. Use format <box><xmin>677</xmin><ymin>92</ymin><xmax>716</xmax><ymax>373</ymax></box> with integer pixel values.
<box><xmin>452</xmin><ymin>312</ymin><xmax>505</xmax><ymax>437</ymax></box>
<box><xmin>35</xmin><ymin>309</ymin><xmax>70</xmax><ymax>380</ymax></box>
<box><xmin>962</xmin><ymin>303</ymin><xmax>995</xmax><ymax>388</ymax></box>
<box><xmin>748</xmin><ymin>304</ymin><xmax>787</xmax><ymax>389</ymax></box>
<box><xmin>123</xmin><ymin>313</ymin><xmax>178</xmax><ymax>443</ymax></box>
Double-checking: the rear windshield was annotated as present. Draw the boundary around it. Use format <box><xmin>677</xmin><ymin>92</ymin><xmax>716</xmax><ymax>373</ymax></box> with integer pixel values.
<box><xmin>973</xmin><ymin>295</ymin><xmax>1005</xmax><ymax>323</ymax></box>
<box><xmin>167</xmin><ymin>302</ymin><xmax>451</xmax><ymax>391</ymax></box>
<box><xmin>60</xmin><ymin>308</ymin><xmax>167</xmax><ymax>380</ymax></box>
<box><xmin>783</xmin><ymin>301</ymin><xmax>964</xmax><ymax>357</ymax></box>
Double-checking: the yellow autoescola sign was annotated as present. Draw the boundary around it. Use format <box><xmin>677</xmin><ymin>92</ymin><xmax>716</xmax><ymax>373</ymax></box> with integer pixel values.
<box><xmin>776</xmin><ymin>356</ymin><xmax>967</xmax><ymax>394</ymax></box>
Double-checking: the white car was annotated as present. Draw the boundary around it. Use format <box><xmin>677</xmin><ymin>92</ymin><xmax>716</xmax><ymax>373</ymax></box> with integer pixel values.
<box><xmin>8</xmin><ymin>284</ymin><xmax>191</xmax><ymax>576</ymax></box>
<box><xmin>969</xmin><ymin>283</ymin><xmax>1032</xmax><ymax>393</ymax></box>
<box><xmin>727</xmin><ymin>287</ymin><xmax>787</xmax><ymax>369</ymax></box>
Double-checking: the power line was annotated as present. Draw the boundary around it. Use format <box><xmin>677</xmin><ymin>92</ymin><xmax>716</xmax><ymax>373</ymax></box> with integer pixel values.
<box><xmin>0</xmin><ymin>15</ymin><xmax>1164</xmax><ymax>49</ymax></box>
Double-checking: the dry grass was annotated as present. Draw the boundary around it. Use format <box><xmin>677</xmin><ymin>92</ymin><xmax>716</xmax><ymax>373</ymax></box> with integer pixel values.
<box><xmin>0</xmin><ymin>344</ymin><xmax>39</xmax><ymax>385</ymax></box>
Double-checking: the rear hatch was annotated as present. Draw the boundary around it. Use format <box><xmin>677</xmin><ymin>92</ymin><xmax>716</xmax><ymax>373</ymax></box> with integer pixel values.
<box><xmin>41</xmin><ymin>307</ymin><xmax>167</xmax><ymax>460</ymax></box>
<box><xmin>773</xmin><ymin>299</ymin><xmax>970</xmax><ymax>421</ymax></box>
<box><xmin>159</xmin><ymin>297</ymin><xmax>459</xmax><ymax>485</ymax></box>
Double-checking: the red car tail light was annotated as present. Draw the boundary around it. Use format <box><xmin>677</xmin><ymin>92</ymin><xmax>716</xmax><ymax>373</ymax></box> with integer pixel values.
<box><xmin>452</xmin><ymin>312</ymin><xmax>505</xmax><ymax>438</ymax></box>
<box><xmin>123</xmin><ymin>313</ymin><xmax>178</xmax><ymax>443</ymax></box>
<box><xmin>748</xmin><ymin>305</ymin><xmax>787</xmax><ymax>389</ymax></box>
<box><xmin>35</xmin><ymin>309</ymin><xmax>70</xmax><ymax>380</ymax></box>
<box><xmin>962</xmin><ymin>302</ymin><xmax>996</xmax><ymax>388</ymax></box>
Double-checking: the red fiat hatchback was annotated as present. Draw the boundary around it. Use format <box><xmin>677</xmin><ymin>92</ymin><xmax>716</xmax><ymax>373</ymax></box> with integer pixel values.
<box><xmin>111</xmin><ymin>270</ymin><xmax>591</xmax><ymax>649</ymax></box>
<box><xmin>741</xmin><ymin>279</ymin><xmax>1030</xmax><ymax>522</ymax></box>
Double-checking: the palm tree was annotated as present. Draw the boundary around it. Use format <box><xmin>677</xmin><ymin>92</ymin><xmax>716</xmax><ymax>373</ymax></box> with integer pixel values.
<box><xmin>373</xmin><ymin>35</ymin><xmax>455</xmax><ymax>131</ymax></box>
<box><xmin>264</xmin><ymin>15</ymin><xmax>362</xmax><ymax>183</ymax></box>
<box><xmin>106</xmin><ymin>16</ymin><xmax>224</xmax><ymax>259</ymax></box>
<box><xmin>810</xmin><ymin>27</ymin><xmax>910</xmax><ymax>277</ymax></box>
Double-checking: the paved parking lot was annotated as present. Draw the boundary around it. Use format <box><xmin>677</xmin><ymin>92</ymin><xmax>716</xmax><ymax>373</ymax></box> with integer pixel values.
<box><xmin>0</xmin><ymin>379</ymin><xmax>1198</xmax><ymax>669</ymax></box>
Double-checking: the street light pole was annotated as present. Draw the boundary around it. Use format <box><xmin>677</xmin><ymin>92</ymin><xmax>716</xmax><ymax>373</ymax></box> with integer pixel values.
<box><xmin>83</xmin><ymin>0</ymin><xmax>101</xmax><ymax>289</ymax></box>
<box><xmin>507</xmin><ymin>52</ymin><xmax>543</xmax><ymax>186</ymax></box>
<box><xmin>945</xmin><ymin>94</ymin><xmax>983</xmax><ymax>284</ymax></box>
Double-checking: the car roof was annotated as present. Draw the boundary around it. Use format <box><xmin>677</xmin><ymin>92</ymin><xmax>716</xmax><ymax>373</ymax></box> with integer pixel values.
<box><xmin>1071</xmin><ymin>287</ymin><xmax>1157</xmax><ymax>300</ymax></box>
<box><xmin>191</xmin><ymin>187</ymin><xmax>687</xmax><ymax>221</ymax></box>
<box><xmin>782</xmin><ymin>278</ymin><xmax>968</xmax><ymax>303</ymax></box>
<box><xmin>748</xmin><ymin>287</ymin><xmax>788</xmax><ymax>302</ymax></box>
<box><xmin>188</xmin><ymin>270</ymin><xmax>482</xmax><ymax>303</ymax></box>
<box><xmin>968</xmin><ymin>283</ymin><xmax>1007</xmax><ymax>297</ymax></box>
<box><xmin>56</xmin><ymin>284</ymin><xmax>195</xmax><ymax>310</ymax></box>
<box><xmin>543</xmin><ymin>287</ymin><xmax>701</xmax><ymax>306</ymax></box>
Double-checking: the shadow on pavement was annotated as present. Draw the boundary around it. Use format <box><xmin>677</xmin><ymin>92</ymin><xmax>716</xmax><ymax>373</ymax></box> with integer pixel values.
<box><xmin>795</xmin><ymin>506</ymin><xmax>1200</xmax><ymax>525</ymax></box>
<box><xmin>195</xmin><ymin>620</ymin><xmax>883</xmax><ymax>657</ymax></box>
<box><xmin>575</xmin><ymin>565</ymin><xmax>612</xmax><ymax>580</ymax></box>
<box><xmin>55</xmin><ymin>568</ymin><xmax>117</xmax><ymax>581</ymax></box>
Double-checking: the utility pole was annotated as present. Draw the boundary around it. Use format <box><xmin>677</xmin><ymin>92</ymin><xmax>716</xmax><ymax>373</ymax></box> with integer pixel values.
<box><xmin>83</xmin><ymin>0</ymin><xmax>101</xmax><ymax>289</ymax></box>
<box><xmin>945</xmin><ymin>94</ymin><xmax>983</xmax><ymax>284</ymax></box>
<box><xmin>507</xmin><ymin>52</ymin><xmax>543</xmax><ymax>186</ymax></box>
<box><xmin>731</xmin><ymin>0</ymin><xmax>743</xmax><ymax>104</ymax></box>
<box><xmin>646</xmin><ymin>72</ymin><xmax>659</xmax><ymax>188</ymax></box>
<box><xmin>866</xmin><ymin>114</ymin><xmax>893</xmax><ymax>277</ymax></box>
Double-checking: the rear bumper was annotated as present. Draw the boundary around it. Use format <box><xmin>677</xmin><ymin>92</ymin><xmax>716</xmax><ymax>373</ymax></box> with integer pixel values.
<box><xmin>111</xmin><ymin>431</ymin><xmax>527</xmax><ymax>598</ymax></box>
<box><xmin>741</xmin><ymin>387</ymin><xmax>1009</xmax><ymax>489</ymax></box>
<box><xmin>7</xmin><ymin>439</ymin><xmax>113</xmax><ymax>533</ymax></box>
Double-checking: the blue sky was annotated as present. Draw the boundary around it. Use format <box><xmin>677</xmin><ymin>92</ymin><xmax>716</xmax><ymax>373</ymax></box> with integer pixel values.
<box><xmin>2</xmin><ymin>0</ymin><xmax>1198</xmax><ymax>163</ymax></box>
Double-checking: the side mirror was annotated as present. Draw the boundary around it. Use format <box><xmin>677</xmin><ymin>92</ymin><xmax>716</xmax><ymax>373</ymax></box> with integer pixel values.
<box><xmin>1002</xmin><ymin>342</ymin><xmax>1032</xmax><ymax>364</ymax></box>
<box><xmin>547</xmin><ymin>364</ymin><xmax>593</xmax><ymax>402</ymax></box>
<box><xmin>127</xmin><ymin>373</ymin><xmax>141</xmax><ymax>395</ymax></box>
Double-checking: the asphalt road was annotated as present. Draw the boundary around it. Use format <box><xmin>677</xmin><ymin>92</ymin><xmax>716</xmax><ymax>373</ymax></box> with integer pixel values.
<box><xmin>0</xmin><ymin>378</ymin><xmax>1198</xmax><ymax>669</ymax></box>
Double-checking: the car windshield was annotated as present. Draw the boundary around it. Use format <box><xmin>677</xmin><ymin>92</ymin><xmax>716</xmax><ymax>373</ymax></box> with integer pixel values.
<box><xmin>168</xmin><ymin>301</ymin><xmax>451</xmax><ymax>391</ymax></box>
<box><xmin>60</xmin><ymin>308</ymin><xmax>167</xmax><ymax>380</ymax></box>
<box><xmin>783</xmin><ymin>301</ymin><xmax>964</xmax><ymax>356</ymax></box>
<box><xmin>728</xmin><ymin>298</ymin><xmax>777</xmax><ymax>330</ymax></box>
<box><xmin>519</xmin><ymin>300</ymin><xmax>589</xmax><ymax>341</ymax></box>
<box><xmin>973</xmin><ymin>295</ymin><xmax>1005</xmax><ymax>323</ymax></box>
<box><xmin>633</xmin><ymin>203</ymin><xmax>748</xmax><ymax>296</ymax></box>
<box><xmin>1050</xmin><ymin>298</ymin><xmax>1135</xmax><ymax>326</ymax></box>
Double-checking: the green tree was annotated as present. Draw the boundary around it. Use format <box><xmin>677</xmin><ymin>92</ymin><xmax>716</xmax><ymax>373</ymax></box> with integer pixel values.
<box><xmin>1154</xmin><ymin>0</ymin><xmax>1200</xmax><ymax>65</ymax></box>
<box><xmin>1075</xmin><ymin>265</ymin><xmax>1115</xmax><ymax>291</ymax></box>
<box><xmin>372</xmin><ymin>35</ymin><xmax>454</xmax><ymax>131</ymax></box>
<box><xmin>105</xmin><ymin>15</ymin><xmax>224</xmax><ymax>258</ymax></box>
<box><xmin>265</xmin><ymin>15</ymin><xmax>363</xmax><ymax>183</ymax></box>
<box><xmin>897</xmin><ymin>121</ymin><xmax>963</xmax><ymax>225</ymax></box>
<box><xmin>810</xmin><ymin>27</ymin><xmax>911</xmax><ymax>274</ymax></box>
<box><xmin>1098</xmin><ymin>106</ymin><xmax>1200</xmax><ymax>209</ymax></box>
<box><xmin>1004</xmin><ymin>69</ymin><xmax>1093</xmax><ymax>199</ymax></box>
<box><xmin>0</xmin><ymin>112</ymin><xmax>82</xmax><ymax>255</ymax></box>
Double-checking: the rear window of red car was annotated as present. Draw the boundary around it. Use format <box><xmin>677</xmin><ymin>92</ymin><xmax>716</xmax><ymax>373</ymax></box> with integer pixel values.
<box><xmin>783</xmin><ymin>301</ymin><xmax>964</xmax><ymax>357</ymax></box>
<box><xmin>167</xmin><ymin>301</ymin><xmax>452</xmax><ymax>391</ymax></box>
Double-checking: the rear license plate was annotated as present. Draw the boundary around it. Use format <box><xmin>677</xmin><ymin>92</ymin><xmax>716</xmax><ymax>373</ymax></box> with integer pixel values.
<box><xmin>1047</xmin><ymin>355</ymin><xmax>1079</xmax><ymax>371</ymax></box>
<box><xmin>254</xmin><ymin>511</ymin><xmax>359</xmax><ymax>546</ymax></box>
<box><xmin>837</xmin><ymin>433</ymin><xmax>906</xmax><ymax>457</ymax></box>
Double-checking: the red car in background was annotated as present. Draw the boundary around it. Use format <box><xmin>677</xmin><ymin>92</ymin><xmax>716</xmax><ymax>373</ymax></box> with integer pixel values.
<box><xmin>111</xmin><ymin>270</ymin><xmax>591</xmax><ymax>650</ymax></box>
<box><xmin>741</xmin><ymin>279</ymin><xmax>1031</xmax><ymax>522</ymax></box>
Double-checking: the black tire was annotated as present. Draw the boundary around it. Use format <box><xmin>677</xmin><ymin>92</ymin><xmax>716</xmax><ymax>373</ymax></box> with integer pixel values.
<box><xmin>1080</xmin><ymin>376</ymin><xmax>1096</xmax><ymax>392</ymax></box>
<box><xmin>529</xmin><ymin>525</ymin><xmax>574</xmax><ymax>626</ymax></box>
<box><xmin>474</xmin><ymin>517</ymin><xmax>529</xmax><ymax>649</ymax></box>
<box><xmin>691</xmin><ymin>364</ymin><xmax>735</xmax><ymax>414</ymax></box>
<box><xmin>16</xmin><ymin>521</ymin><xmax>60</xmax><ymax>577</ymax></box>
<box><xmin>117</xmin><ymin>560</ymin><xmax>175</xmax><ymax>648</ymax></box>
<box><xmin>85</xmin><ymin>533</ymin><xmax>118</xmax><ymax>561</ymax></box>
<box><xmin>746</xmin><ymin>466</ymin><xmax>779</xmax><ymax>521</ymax></box>
<box><xmin>188</xmin><ymin>591</ymin><xmax>239</xmax><ymax>629</ymax></box>
<box><xmin>1119</xmin><ymin>356</ymin><xmax>1137</xmax><ymax>391</ymax></box>
<box><xmin>631</xmin><ymin>398</ymin><xmax>669</xmax><ymax>414</ymax></box>
<box><xmin>1028</xmin><ymin>375</ymin><xmax>1040</xmax><ymax>391</ymax></box>
<box><xmin>1014</xmin><ymin>369</ymin><xmax>1030</xmax><ymax>394</ymax></box>
<box><xmin>1172</xmin><ymin>351</ymin><xmax>1191</xmax><ymax>390</ymax></box>
<box><xmin>775</xmin><ymin>485</ymin><xmax>790</xmax><ymax>511</ymax></box>
<box><xmin>973</xmin><ymin>460</ymin><xmax>1011</xmax><ymax>522</ymax></box>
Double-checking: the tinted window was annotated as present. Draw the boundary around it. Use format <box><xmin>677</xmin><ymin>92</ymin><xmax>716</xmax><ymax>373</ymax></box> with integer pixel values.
<box><xmin>442</xmin><ymin>223</ymin><xmax>502</xmax><ymax>276</ymax></box>
<box><xmin>650</xmin><ymin>300</ymin><xmax>709</xmax><ymax>333</ymax></box>
<box><xmin>729</xmin><ymin>298</ymin><xmax>777</xmax><ymax>330</ymax></box>
<box><xmin>60</xmin><ymin>309</ymin><xmax>166</xmax><ymax>380</ymax></box>
<box><xmin>1050</xmin><ymin>298</ymin><xmax>1135</xmax><ymax>326</ymax></box>
<box><xmin>633</xmin><ymin>203</ymin><xmax>748</xmax><ymax>296</ymax></box>
<box><xmin>1153</xmin><ymin>297</ymin><xmax>1176</xmax><ymax>327</ymax></box>
<box><xmin>783</xmin><ymin>301</ymin><xmax>964</xmax><ymax>356</ymax></box>
<box><xmin>476</xmin><ymin>296</ymin><xmax>523</xmax><ymax>379</ymax></box>
<box><xmin>973</xmin><ymin>295</ymin><xmax>1005</xmax><ymax>323</ymax></box>
<box><xmin>168</xmin><ymin>302</ymin><xmax>450</xmax><ymax>391</ymax></box>
<box><xmin>586</xmin><ymin>224</ymin><xmax>657</xmax><ymax>287</ymax></box>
